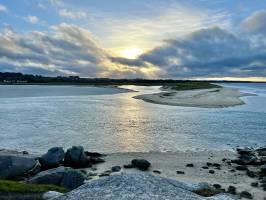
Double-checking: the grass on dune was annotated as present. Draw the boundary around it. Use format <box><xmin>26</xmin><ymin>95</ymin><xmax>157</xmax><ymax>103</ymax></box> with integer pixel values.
<box><xmin>0</xmin><ymin>180</ymin><xmax>69</xmax><ymax>194</ymax></box>
<box><xmin>169</xmin><ymin>82</ymin><xmax>221</xmax><ymax>91</ymax></box>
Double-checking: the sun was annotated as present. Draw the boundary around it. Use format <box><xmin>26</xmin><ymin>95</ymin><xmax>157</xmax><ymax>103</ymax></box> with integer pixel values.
<box><xmin>121</xmin><ymin>47</ymin><xmax>143</xmax><ymax>59</ymax></box>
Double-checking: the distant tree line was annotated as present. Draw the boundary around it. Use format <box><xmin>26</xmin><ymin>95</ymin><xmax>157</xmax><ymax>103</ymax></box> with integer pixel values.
<box><xmin>0</xmin><ymin>72</ymin><xmax>257</xmax><ymax>85</ymax></box>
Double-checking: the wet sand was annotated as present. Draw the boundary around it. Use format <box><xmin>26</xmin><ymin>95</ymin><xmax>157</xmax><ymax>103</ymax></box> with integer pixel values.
<box><xmin>134</xmin><ymin>87</ymin><xmax>255</xmax><ymax>108</ymax></box>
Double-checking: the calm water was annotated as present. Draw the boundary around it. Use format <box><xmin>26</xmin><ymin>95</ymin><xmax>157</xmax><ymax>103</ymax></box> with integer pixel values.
<box><xmin>0</xmin><ymin>83</ymin><xmax>265</xmax><ymax>154</ymax></box>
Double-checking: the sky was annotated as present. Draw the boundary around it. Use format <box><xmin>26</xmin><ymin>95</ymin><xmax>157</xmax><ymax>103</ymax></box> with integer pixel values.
<box><xmin>0</xmin><ymin>0</ymin><xmax>266</xmax><ymax>81</ymax></box>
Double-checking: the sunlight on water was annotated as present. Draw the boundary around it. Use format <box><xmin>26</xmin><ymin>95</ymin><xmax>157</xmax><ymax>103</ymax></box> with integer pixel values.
<box><xmin>0</xmin><ymin>83</ymin><xmax>265</xmax><ymax>154</ymax></box>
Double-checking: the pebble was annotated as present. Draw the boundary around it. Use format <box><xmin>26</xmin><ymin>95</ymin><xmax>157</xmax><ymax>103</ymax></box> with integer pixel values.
<box><xmin>209</xmin><ymin>170</ymin><xmax>215</xmax><ymax>174</ymax></box>
<box><xmin>153</xmin><ymin>170</ymin><xmax>161</xmax><ymax>174</ymax></box>
<box><xmin>240</xmin><ymin>191</ymin><xmax>253</xmax><ymax>199</ymax></box>
<box><xmin>186</xmin><ymin>164</ymin><xmax>194</xmax><ymax>167</ymax></box>
<box><xmin>176</xmin><ymin>171</ymin><xmax>185</xmax><ymax>175</ymax></box>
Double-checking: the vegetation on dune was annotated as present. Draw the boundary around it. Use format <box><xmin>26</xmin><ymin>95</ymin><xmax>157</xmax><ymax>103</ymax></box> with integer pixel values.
<box><xmin>168</xmin><ymin>82</ymin><xmax>221</xmax><ymax>91</ymax></box>
<box><xmin>0</xmin><ymin>180</ymin><xmax>69</xmax><ymax>194</ymax></box>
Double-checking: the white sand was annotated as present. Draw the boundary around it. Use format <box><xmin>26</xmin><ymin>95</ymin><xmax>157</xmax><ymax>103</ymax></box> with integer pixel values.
<box><xmin>134</xmin><ymin>87</ymin><xmax>255</xmax><ymax>108</ymax></box>
<box><xmin>90</xmin><ymin>151</ymin><xmax>265</xmax><ymax>200</ymax></box>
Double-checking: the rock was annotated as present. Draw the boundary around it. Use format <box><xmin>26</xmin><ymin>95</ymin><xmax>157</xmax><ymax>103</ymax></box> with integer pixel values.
<box><xmin>257</xmin><ymin>147</ymin><xmax>266</xmax><ymax>156</ymax></box>
<box><xmin>176</xmin><ymin>171</ymin><xmax>185</xmax><ymax>174</ymax></box>
<box><xmin>261</xmin><ymin>164</ymin><xmax>266</xmax><ymax>174</ymax></box>
<box><xmin>84</xmin><ymin>152</ymin><xmax>105</xmax><ymax>157</ymax></box>
<box><xmin>202</xmin><ymin>166</ymin><xmax>209</xmax><ymax>169</ymax></box>
<box><xmin>227</xmin><ymin>185</ymin><xmax>236</xmax><ymax>195</ymax></box>
<box><xmin>123</xmin><ymin>164</ymin><xmax>134</xmax><ymax>169</ymax></box>
<box><xmin>61</xmin><ymin>170</ymin><xmax>85</xmax><ymax>190</ymax></box>
<box><xmin>186</xmin><ymin>164</ymin><xmax>194</xmax><ymax>167</ymax></box>
<box><xmin>43</xmin><ymin>191</ymin><xmax>63</xmax><ymax>200</ymax></box>
<box><xmin>22</xmin><ymin>151</ymin><xmax>29</xmax><ymax>155</ymax></box>
<box><xmin>236</xmin><ymin>165</ymin><xmax>248</xmax><ymax>171</ymax></box>
<box><xmin>237</xmin><ymin>148</ymin><xmax>254</xmax><ymax>156</ymax></box>
<box><xmin>40</xmin><ymin>147</ymin><xmax>65</xmax><ymax>169</ymax></box>
<box><xmin>240</xmin><ymin>191</ymin><xmax>253</xmax><ymax>199</ymax></box>
<box><xmin>213</xmin><ymin>184</ymin><xmax>221</xmax><ymax>189</ymax></box>
<box><xmin>55</xmin><ymin>173</ymin><xmax>230</xmax><ymax>200</ymax></box>
<box><xmin>153</xmin><ymin>170</ymin><xmax>161</xmax><ymax>174</ymax></box>
<box><xmin>206</xmin><ymin>162</ymin><xmax>212</xmax><ymax>166</ymax></box>
<box><xmin>90</xmin><ymin>157</ymin><xmax>105</xmax><ymax>164</ymax></box>
<box><xmin>247</xmin><ymin>170</ymin><xmax>256</xmax><ymax>178</ymax></box>
<box><xmin>251</xmin><ymin>182</ymin><xmax>258</xmax><ymax>187</ymax></box>
<box><xmin>260</xmin><ymin>156</ymin><xmax>266</xmax><ymax>165</ymax></box>
<box><xmin>0</xmin><ymin>155</ymin><xmax>39</xmax><ymax>179</ymax></box>
<box><xmin>209</xmin><ymin>170</ymin><xmax>215</xmax><ymax>174</ymax></box>
<box><xmin>28</xmin><ymin>166</ymin><xmax>85</xmax><ymax>189</ymax></box>
<box><xmin>111</xmin><ymin>166</ymin><xmax>121</xmax><ymax>172</ymax></box>
<box><xmin>64</xmin><ymin>146</ymin><xmax>91</xmax><ymax>168</ymax></box>
<box><xmin>212</xmin><ymin>163</ymin><xmax>221</xmax><ymax>167</ymax></box>
<box><xmin>131</xmin><ymin>159</ymin><xmax>151</xmax><ymax>171</ymax></box>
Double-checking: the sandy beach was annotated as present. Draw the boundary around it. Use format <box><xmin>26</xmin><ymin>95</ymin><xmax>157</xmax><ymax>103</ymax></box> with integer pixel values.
<box><xmin>88</xmin><ymin>151</ymin><xmax>265</xmax><ymax>200</ymax></box>
<box><xmin>134</xmin><ymin>87</ymin><xmax>255</xmax><ymax>108</ymax></box>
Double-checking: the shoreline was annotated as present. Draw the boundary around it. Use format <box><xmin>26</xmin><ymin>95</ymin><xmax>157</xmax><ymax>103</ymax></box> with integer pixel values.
<box><xmin>134</xmin><ymin>87</ymin><xmax>256</xmax><ymax>108</ymax></box>
<box><xmin>1</xmin><ymin>147</ymin><xmax>265</xmax><ymax>199</ymax></box>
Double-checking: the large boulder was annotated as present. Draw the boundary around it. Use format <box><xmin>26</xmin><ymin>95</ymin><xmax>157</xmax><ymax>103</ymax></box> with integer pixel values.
<box><xmin>0</xmin><ymin>155</ymin><xmax>40</xmax><ymax>179</ymax></box>
<box><xmin>55</xmin><ymin>173</ymin><xmax>235</xmax><ymax>200</ymax></box>
<box><xmin>64</xmin><ymin>146</ymin><xmax>91</xmax><ymax>168</ymax></box>
<box><xmin>40</xmin><ymin>147</ymin><xmax>65</xmax><ymax>169</ymax></box>
<box><xmin>131</xmin><ymin>159</ymin><xmax>151</xmax><ymax>171</ymax></box>
<box><xmin>29</xmin><ymin>167</ymin><xmax>85</xmax><ymax>189</ymax></box>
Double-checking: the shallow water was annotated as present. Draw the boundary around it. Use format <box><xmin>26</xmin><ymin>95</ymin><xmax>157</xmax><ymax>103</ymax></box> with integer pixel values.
<box><xmin>0</xmin><ymin>83</ymin><xmax>265</xmax><ymax>154</ymax></box>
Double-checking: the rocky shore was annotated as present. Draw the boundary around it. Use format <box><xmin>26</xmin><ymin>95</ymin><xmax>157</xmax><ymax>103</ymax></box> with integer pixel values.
<box><xmin>0</xmin><ymin>146</ymin><xmax>265</xmax><ymax>199</ymax></box>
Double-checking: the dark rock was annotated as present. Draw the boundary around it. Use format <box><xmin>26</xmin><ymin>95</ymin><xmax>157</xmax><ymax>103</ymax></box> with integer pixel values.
<box><xmin>111</xmin><ymin>166</ymin><xmax>121</xmax><ymax>172</ymax></box>
<box><xmin>251</xmin><ymin>182</ymin><xmax>258</xmax><ymax>187</ymax></box>
<box><xmin>260</xmin><ymin>157</ymin><xmax>266</xmax><ymax>165</ymax></box>
<box><xmin>230</xmin><ymin>169</ymin><xmax>236</xmax><ymax>173</ymax></box>
<box><xmin>212</xmin><ymin>163</ymin><xmax>221</xmax><ymax>167</ymax></box>
<box><xmin>236</xmin><ymin>165</ymin><xmax>248</xmax><ymax>171</ymax></box>
<box><xmin>40</xmin><ymin>147</ymin><xmax>65</xmax><ymax>169</ymax></box>
<box><xmin>90</xmin><ymin>157</ymin><xmax>105</xmax><ymax>164</ymax></box>
<box><xmin>257</xmin><ymin>147</ymin><xmax>266</xmax><ymax>156</ymax></box>
<box><xmin>227</xmin><ymin>185</ymin><xmax>236</xmax><ymax>195</ymax></box>
<box><xmin>123</xmin><ymin>164</ymin><xmax>134</xmax><ymax>169</ymax></box>
<box><xmin>176</xmin><ymin>171</ymin><xmax>185</xmax><ymax>174</ymax></box>
<box><xmin>202</xmin><ymin>166</ymin><xmax>209</xmax><ymax>169</ymax></box>
<box><xmin>28</xmin><ymin>166</ymin><xmax>85</xmax><ymax>189</ymax></box>
<box><xmin>209</xmin><ymin>170</ymin><xmax>215</xmax><ymax>174</ymax></box>
<box><xmin>261</xmin><ymin>164</ymin><xmax>266</xmax><ymax>174</ymax></box>
<box><xmin>222</xmin><ymin>158</ymin><xmax>227</xmax><ymax>162</ymax></box>
<box><xmin>186</xmin><ymin>164</ymin><xmax>194</xmax><ymax>167</ymax></box>
<box><xmin>213</xmin><ymin>184</ymin><xmax>221</xmax><ymax>189</ymax></box>
<box><xmin>237</xmin><ymin>148</ymin><xmax>254</xmax><ymax>156</ymax></box>
<box><xmin>131</xmin><ymin>159</ymin><xmax>151</xmax><ymax>171</ymax></box>
<box><xmin>61</xmin><ymin>170</ymin><xmax>85</xmax><ymax>190</ymax></box>
<box><xmin>22</xmin><ymin>151</ymin><xmax>29</xmax><ymax>155</ymax></box>
<box><xmin>206</xmin><ymin>162</ymin><xmax>212</xmax><ymax>166</ymax></box>
<box><xmin>64</xmin><ymin>146</ymin><xmax>91</xmax><ymax>168</ymax></box>
<box><xmin>84</xmin><ymin>152</ymin><xmax>105</xmax><ymax>157</ymax></box>
<box><xmin>240</xmin><ymin>191</ymin><xmax>253</xmax><ymax>199</ymax></box>
<box><xmin>247</xmin><ymin>170</ymin><xmax>256</xmax><ymax>178</ymax></box>
<box><xmin>99</xmin><ymin>171</ymin><xmax>111</xmax><ymax>177</ymax></box>
<box><xmin>215</xmin><ymin>167</ymin><xmax>221</xmax><ymax>170</ymax></box>
<box><xmin>0</xmin><ymin>155</ymin><xmax>40</xmax><ymax>179</ymax></box>
<box><xmin>153</xmin><ymin>170</ymin><xmax>161</xmax><ymax>174</ymax></box>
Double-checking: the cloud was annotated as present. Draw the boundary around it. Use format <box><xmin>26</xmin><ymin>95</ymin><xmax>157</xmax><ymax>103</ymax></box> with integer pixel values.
<box><xmin>113</xmin><ymin>26</ymin><xmax>266</xmax><ymax>78</ymax></box>
<box><xmin>0</xmin><ymin>4</ymin><xmax>7</xmax><ymax>12</ymax></box>
<box><xmin>0</xmin><ymin>23</ymin><xmax>157</xmax><ymax>78</ymax></box>
<box><xmin>241</xmin><ymin>10</ymin><xmax>266</xmax><ymax>35</ymax></box>
<box><xmin>59</xmin><ymin>9</ymin><xmax>87</xmax><ymax>19</ymax></box>
<box><xmin>26</xmin><ymin>15</ymin><xmax>40</xmax><ymax>24</ymax></box>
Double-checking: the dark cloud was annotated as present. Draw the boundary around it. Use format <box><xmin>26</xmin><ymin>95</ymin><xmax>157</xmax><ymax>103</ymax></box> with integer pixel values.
<box><xmin>0</xmin><ymin>23</ymin><xmax>154</xmax><ymax>78</ymax></box>
<box><xmin>1</xmin><ymin>10</ymin><xmax>266</xmax><ymax>79</ymax></box>
<box><xmin>113</xmin><ymin>26</ymin><xmax>266</xmax><ymax>78</ymax></box>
